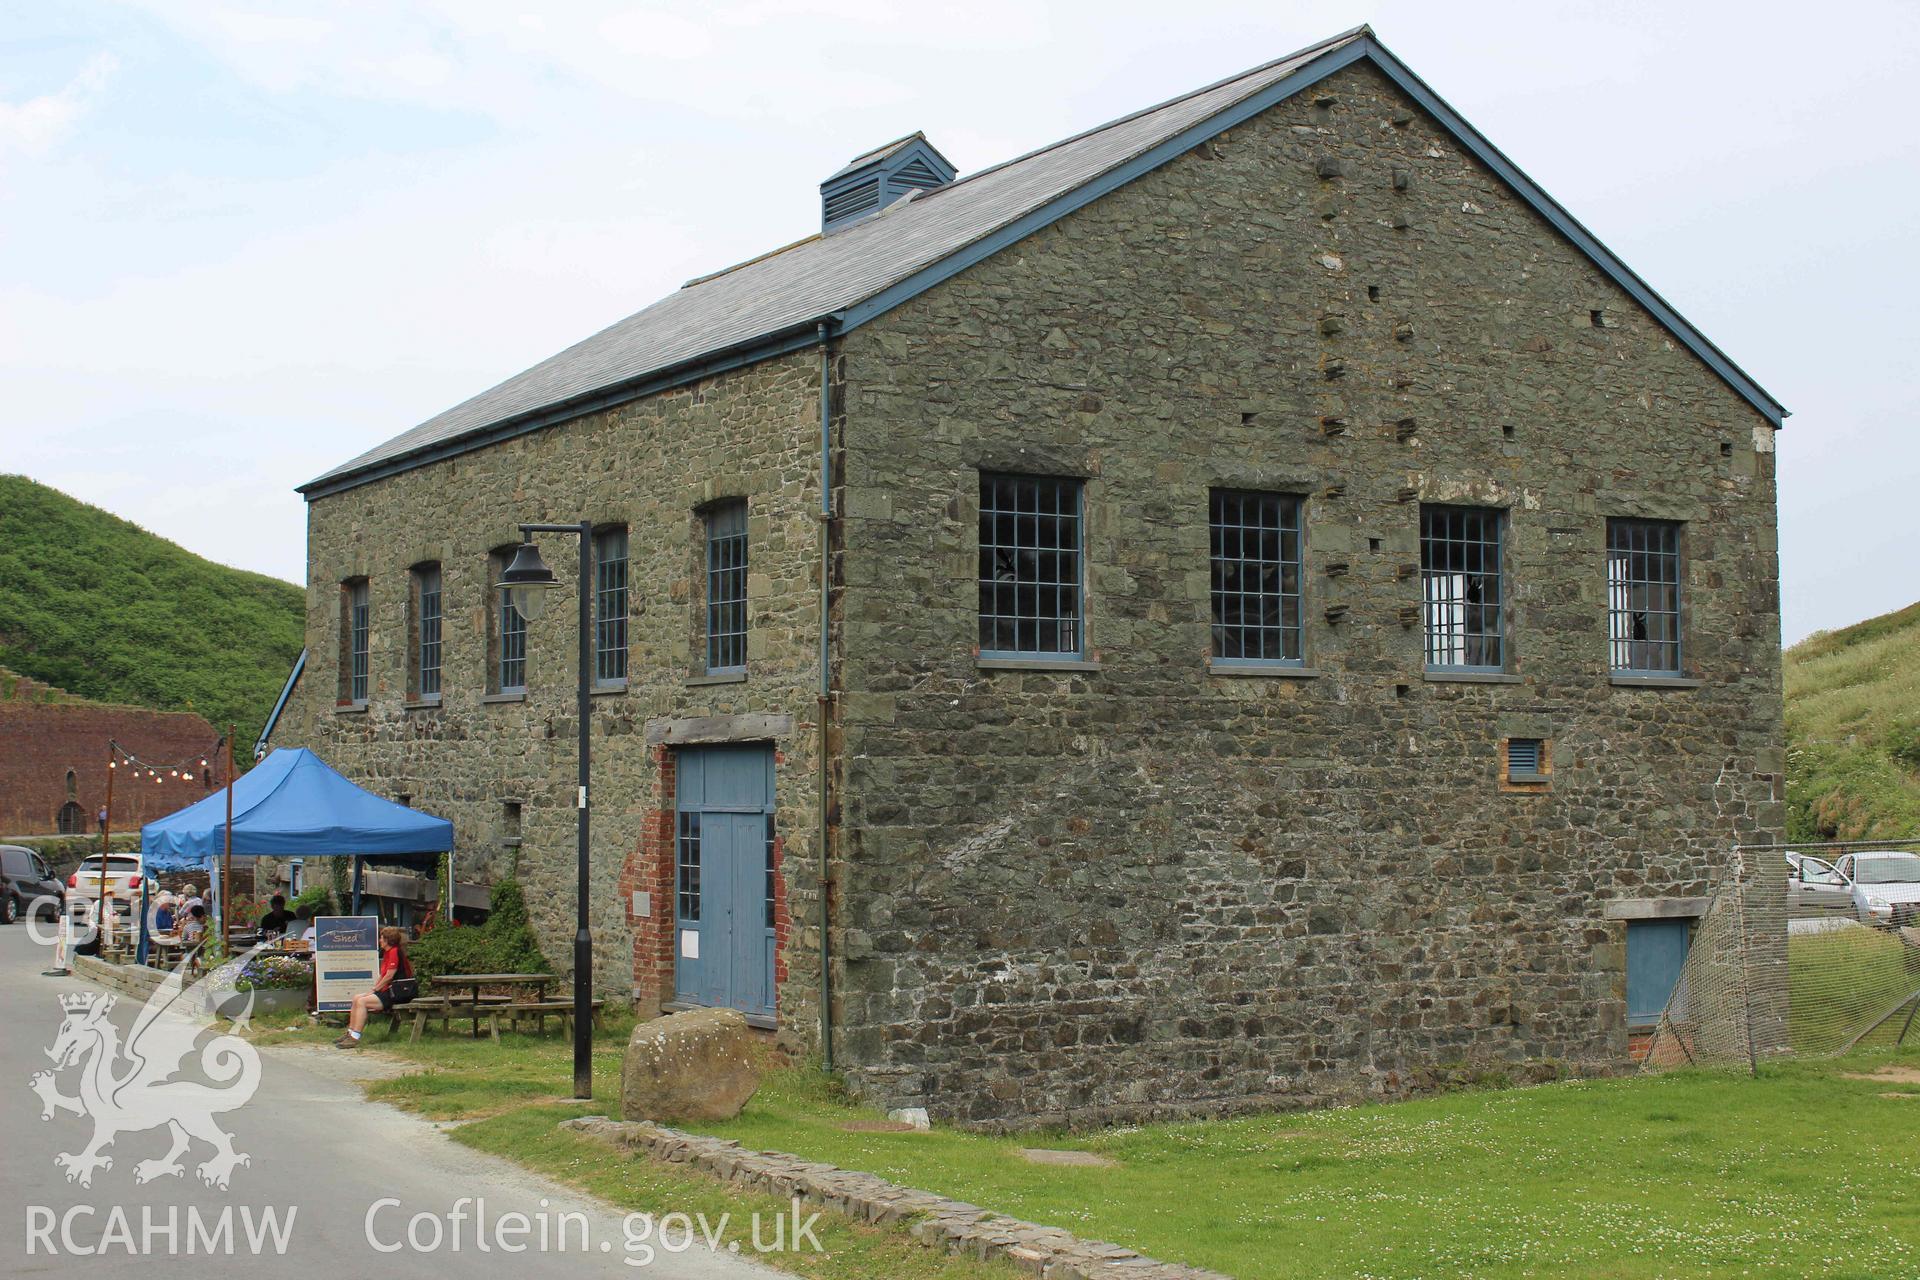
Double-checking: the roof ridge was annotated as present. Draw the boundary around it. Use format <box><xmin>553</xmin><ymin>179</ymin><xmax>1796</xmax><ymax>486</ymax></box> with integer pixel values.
<box><xmin>916</xmin><ymin>24</ymin><xmax>1372</xmax><ymax>203</ymax></box>
<box><xmin>680</xmin><ymin>27</ymin><xmax>1371</xmax><ymax>292</ymax></box>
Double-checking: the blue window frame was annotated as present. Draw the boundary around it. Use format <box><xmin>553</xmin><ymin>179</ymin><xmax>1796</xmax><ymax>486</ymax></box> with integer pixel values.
<box><xmin>677</xmin><ymin>811</ymin><xmax>701</xmax><ymax>922</ymax></box>
<box><xmin>413</xmin><ymin>564</ymin><xmax>442</xmax><ymax>700</ymax></box>
<box><xmin>1210</xmin><ymin>490</ymin><xmax>1304</xmax><ymax>665</ymax></box>
<box><xmin>705</xmin><ymin>501</ymin><xmax>748</xmax><ymax>673</ymax></box>
<box><xmin>1627</xmin><ymin>918</ymin><xmax>1692</xmax><ymax>1027</ymax></box>
<box><xmin>978</xmin><ymin>473</ymin><xmax>1083</xmax><ymax>658</ymax></box>
<box><xmin>1608</xmin><ymin>518</ymin><xmax>1682</xmax><ymax>675</ymax></box>
<box><xmin>593</xmin><ymin>527</ymin><xmax>629</xmax><ymax>685</ymax></box>
<box><xmin>1421</xmin><ymin>505</ymin><xmax>1505</xmax><ymax>672</ymax></box>
<box><xmin>345</xmin><ymin>578</ymin><xmax>369</xmax><ymax>704</ymax></box>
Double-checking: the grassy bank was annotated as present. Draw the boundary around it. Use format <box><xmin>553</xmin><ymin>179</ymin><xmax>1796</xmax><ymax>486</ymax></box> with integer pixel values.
<box><xmin>1787</xmin><ymin>600</ymin><xmax>1920</xmax><ymax>841</ymax></box>
<box><xmin>254</xmin><ymin>1013</ymin><xmax>1920</xmax><ymax>1279</ymax></box>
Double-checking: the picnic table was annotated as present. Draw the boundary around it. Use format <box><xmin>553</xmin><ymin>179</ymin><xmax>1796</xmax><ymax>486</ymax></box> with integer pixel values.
<box><xmin>398</xmin><ymin>972</ymin><xmax>602</xmax><ymax>1042</ymax></box>
<box><xmin>432</xmin><ymin>973</ymin><xmax>553</xmax><ymax>1039</ymax></box>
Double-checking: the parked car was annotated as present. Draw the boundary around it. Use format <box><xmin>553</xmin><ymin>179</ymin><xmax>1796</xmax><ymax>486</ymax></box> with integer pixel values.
<box><xmin>1788</xmin><ymin>850</ymin><xmax>1920</xmax><ymax>928</ymax></box>
<box><xmin>0</xmin><ymin>845</ymin><xmax>65</xmax><ymax>923</ymax></box>
<box><xmin>67</xmin><ymin>853</ymin><xmax>143</xmax><ymax>927</ymax></box>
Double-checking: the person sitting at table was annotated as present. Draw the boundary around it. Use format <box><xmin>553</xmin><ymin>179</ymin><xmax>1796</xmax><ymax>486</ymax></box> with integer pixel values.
<box><xmin>337</xmin><ymin>926</ymin><xmax>415</xmax><ymax>1048</ymax></box>
<box><xmin>152</xmin><ymin>893</ymin><xmax>177</xmax><ymax>934</ymax></box>
<box><xmin>180</xmin><ymin>884</ymin><xmax>204</xmax><ymax>915</ymax></box>
<box><xmin>258</xmin><ymin>894</ymin><xmax>297</xmax><ymax>940</ymax></box>
<box><xmin>178</xmin><ymin>903</ymin><xmax>207</xmax><ymax>948</ymax></box>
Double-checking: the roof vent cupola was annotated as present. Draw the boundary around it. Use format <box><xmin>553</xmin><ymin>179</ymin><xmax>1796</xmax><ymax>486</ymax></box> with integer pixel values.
<box><xmin>820</xmin><ymin>133</ymin><xmax>956</xmax><ymax>232</ymax></box>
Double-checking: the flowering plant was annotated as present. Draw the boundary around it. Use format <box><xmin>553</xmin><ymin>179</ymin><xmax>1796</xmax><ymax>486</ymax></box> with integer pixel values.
<box><xmin>209</xmin><ymin>953</ymin><xmax>311</xmax><ymax>992</ymax></box>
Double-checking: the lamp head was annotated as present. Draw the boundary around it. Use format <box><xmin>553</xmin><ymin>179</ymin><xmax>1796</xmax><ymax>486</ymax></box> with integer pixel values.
<box><xmin>497</xmin><ymin>539</ymin><xmax>558</xmax><ymax>620</ymax></box>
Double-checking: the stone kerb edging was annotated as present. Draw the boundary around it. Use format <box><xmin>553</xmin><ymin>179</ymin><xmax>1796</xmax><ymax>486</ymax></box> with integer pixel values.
<box><xmin>72</xmin><ymin>954</ymin><xmax>168</xmax><ymax>1002</ymax></box>
<box><xmin>560</xmin><ymin>1116</ymin><xmax>1231</xmax><ymax>1280</ymax></box>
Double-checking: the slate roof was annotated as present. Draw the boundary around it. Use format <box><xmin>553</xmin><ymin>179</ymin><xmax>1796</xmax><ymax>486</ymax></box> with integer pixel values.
<box><xmin>304</xmin><ymin>26</ymin><xmax>1783</xmax><ymax>497</ymax></box>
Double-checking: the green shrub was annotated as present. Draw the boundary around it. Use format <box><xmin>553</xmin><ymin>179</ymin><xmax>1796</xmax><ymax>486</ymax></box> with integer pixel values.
<box><xmin>408</xmin><ymin>878</ymin><xmax>550</xmax><ymax>983</ymax></box>
<box><xmin>288</xmin><ymin>884</ymin><xmax>336</xmax><ymax>917</ymax></box>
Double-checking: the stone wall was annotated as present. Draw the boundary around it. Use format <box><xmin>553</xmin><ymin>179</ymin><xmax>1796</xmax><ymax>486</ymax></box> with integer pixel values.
<box><xmin>831</xmin><ymin>61</ymin><xmax>1783</xmax><ymax>1126</ymax></box>
<box><xmin>278</xmin><ymin>350</ymin><xmax>830</xmax><ymax>1026</ymax></box>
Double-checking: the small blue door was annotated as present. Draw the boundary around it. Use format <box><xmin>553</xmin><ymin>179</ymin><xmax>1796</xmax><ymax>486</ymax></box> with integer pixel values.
<box><xmin>1626</xmin><ymin>919</ymin><xmax>1691</xmax><ymax>1026</ymax></box>
<box><xmin>674</xmin><ymin>744</ymin><xmax>776</xmax><ymax>1019</ymax></box>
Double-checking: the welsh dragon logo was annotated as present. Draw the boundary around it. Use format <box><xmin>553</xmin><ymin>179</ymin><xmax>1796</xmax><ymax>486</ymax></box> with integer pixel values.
<box><xmin>29</xmin><ymin>956</ymin><xmax>263</xmax><ymax>1189</ymax></box>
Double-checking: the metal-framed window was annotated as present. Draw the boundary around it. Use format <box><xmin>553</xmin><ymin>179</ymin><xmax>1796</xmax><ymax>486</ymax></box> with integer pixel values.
<box><xmin>594</xmin><ymin>527</ymin><xmax>629</xmax><ymax>685</ymax></box>
<box><xmin>491</xmin><ymin>549</ymin><xmax>527</xmax><ymax>693</ymax></box>
<box><xmin>1607</xmin><ymin>518</ymin><xmax>1682</xmax><ymax>675</ymax></box>
<box><xmin>1210</xmin><ymin>490</ymin><xmax>1304</xmax><ymax>664</ymax></box>
<box><xmin>413</xmin><ymin>564</ymin><xmax>442</xmax><ymax>699</ymax></box>
<box><xmin>764</xmin><ymin>813</ymin><xmax>777</xmax><ymax>929</ymax></box>
<box><xmin>978</xmin><ymin>473</ymin><xmax>1083</xmax><ymax>657</ymax></box>
<box><xmin>1421</xmin><ymin>505</ymin><xmax>1506</xmax><ymax>672</ymax></box>
<box><xmin>705</xmin><ymin>501</ymin><xmax>748</xmax><ymax>673</ymax></box>
<box><xmin>345</xmin><ymin>578</ymin><xmax>370</xmax><ymax>703</ymax></box>
<box><xmin>677</xmin><ymin>811</ymin><xmax>701</xmax><ymax>921</ymax></box>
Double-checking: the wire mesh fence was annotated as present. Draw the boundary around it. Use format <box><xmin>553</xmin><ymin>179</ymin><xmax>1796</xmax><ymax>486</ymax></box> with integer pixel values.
<box><xmin>1640</xmin><ymin>840</ymin><xmax>1920</xmax><ymax>1073</ymax></box>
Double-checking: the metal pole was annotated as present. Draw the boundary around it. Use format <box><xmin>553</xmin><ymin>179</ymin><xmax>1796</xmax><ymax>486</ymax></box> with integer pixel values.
<box><xmin>223</xmin><ymin>725</ymin><xmax>235</xmax><ymax>955</ymax></box>
<box><xmin>100</xmin><ymin>744</ymin><xmax>115</xmax><ymax>949</ymax></box>
<box><xmin>573</xmin><ymin>519</ymin><xmax>593</xmax><ymax>1100</ymax></box>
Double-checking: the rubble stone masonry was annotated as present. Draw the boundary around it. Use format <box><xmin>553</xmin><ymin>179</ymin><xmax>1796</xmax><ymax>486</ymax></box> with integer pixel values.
<box><xmin>288</xmin><ymin>59</ymin><xmax>1782</xmax><ymax>1127</ymax></box>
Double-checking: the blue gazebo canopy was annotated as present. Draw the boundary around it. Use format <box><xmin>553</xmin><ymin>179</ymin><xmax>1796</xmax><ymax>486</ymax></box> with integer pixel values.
<box><xmin>141</xmin><ymin>747</ymin><xmax>452</xmax><ymax>871</ymax></box>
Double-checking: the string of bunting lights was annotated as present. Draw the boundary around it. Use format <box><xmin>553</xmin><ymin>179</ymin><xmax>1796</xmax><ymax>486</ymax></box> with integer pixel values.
<box><xmin>107</xmin><ymin>735</ymin><xmax>226</xmax><ymax>785</ymax></box>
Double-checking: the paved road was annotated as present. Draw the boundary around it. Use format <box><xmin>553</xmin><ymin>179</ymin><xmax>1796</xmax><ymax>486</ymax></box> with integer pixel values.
<box><xmin>0</xmin><ymin>924</ymin><xmax>780</xmax><ymax>1277</ymax></box>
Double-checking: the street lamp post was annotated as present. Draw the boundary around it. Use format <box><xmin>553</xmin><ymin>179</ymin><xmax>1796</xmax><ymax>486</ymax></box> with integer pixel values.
<box><xmin>497</xmin><ymin>520</ymin><xmax>595</xmax><ymax>1100</ymax></box>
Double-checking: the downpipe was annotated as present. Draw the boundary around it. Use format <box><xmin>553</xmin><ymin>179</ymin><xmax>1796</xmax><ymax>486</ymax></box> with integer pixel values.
<box><xmin>816</xmin><ymin>321</ymin><xmax>834</xmax><ymax>1071</ymax></box>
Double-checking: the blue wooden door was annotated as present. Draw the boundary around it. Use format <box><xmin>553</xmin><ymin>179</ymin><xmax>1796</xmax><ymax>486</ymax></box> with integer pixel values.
<box><xmin>674</xmin><ymin>745</ymin><xmax>775</xmax><ymax>1019</ymax></box>
<box><xmin>1626</xmin><ymin>919</ymin><xmax>1691</xmax><ymax>1026</ymax></box>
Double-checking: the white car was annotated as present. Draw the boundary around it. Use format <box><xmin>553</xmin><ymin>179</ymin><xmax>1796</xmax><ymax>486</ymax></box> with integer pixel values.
<box><xmin>66</xmin><ymin>854</ymin><xmax>144</xmax><ymax>924</ymax></box>
<box><xmin>1789</xmin><ymin>851</ymin><xmax>1920</xmax><ymax>928</ymax></box>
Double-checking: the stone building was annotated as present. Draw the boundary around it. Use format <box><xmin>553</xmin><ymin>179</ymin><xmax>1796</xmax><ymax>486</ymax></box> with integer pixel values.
<box><xmin>0</xmin><ymin>668</ymin><xmax>223</xmax><ymax>837</ymax></box>
<box><xmin>278</xmin><ymin>27</ymin><xmax>1787</xmax><ymax>1127</ymax></box>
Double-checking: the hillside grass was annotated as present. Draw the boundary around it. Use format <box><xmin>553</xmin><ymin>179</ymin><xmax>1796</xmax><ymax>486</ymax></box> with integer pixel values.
<box><xmin>1786</xmin><ymin>600</ymin><xmax>1920</xmax><ymax>841</ymax></box>
<box><xmin>0</xmin><ymin>475</ymin><xmax>303</xmax><ymax>750</ymax></box>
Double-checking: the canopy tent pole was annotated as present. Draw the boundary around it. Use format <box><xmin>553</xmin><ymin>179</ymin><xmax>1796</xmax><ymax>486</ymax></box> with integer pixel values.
<box><xmin>222</xmin><ymin>725</ymin><xmax>234</xmax><ymax>955</ymax></box>
<box><xmin>136</xmin><ymin>875</ymin><xmax>150</xmax><ymax>967</ymax></box>
<box><xmin>351</xmin><ymin>856</ymin><xmax>363</xmax><ymax>915</ymax></box>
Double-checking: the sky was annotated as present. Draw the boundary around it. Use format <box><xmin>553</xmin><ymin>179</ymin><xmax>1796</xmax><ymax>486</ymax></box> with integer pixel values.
<box><xmin>1</xmin><ymin>1</ymin><xmax>1914</xmax><ymax>646</ymax></box>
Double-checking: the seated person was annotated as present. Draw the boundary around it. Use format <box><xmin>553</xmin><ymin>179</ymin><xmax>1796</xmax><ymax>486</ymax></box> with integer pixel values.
<box><xmin>178</xmin><ymin>903</ymin><xmax>207</xmax><ymax>947</ymax></box>
<box><xmin>337</xmin><ymin>927</ymin><xmax>415</xmax><ymax>1047</ymax></box>
<box><xmin>258</xmin><ymin>894</ymin><xmax>297</xmax><ymax>939</ymax></box>
<box><xmin>152</xmin><ymin>894</ymin><xmax>177</xmax><ymax>934</ymax></box>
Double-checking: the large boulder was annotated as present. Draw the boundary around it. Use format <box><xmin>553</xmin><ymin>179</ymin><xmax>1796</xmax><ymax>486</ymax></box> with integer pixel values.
<box><xmin>621</xmin><ymin>1007</ymin><xmax>762</xmax><ymax>1124</ymax></box>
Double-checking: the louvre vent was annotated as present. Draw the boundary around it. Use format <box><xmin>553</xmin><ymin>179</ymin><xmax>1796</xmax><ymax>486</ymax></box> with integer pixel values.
<box><xmin>821</xmin><ymin>133</ymin><xmax>956</xmax><ymax>232</ymax></box>
<box><xmin>1505</xmin><ymin>738</ymin><xmax>1546</xmax><ymax>781</ymax></box>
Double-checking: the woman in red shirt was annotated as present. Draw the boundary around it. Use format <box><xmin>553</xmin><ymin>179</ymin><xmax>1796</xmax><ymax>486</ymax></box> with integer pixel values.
<box><xmin>337</xmin><ymin>926</ymin><xmax>415</xmax><ymax>1047</ymax></box>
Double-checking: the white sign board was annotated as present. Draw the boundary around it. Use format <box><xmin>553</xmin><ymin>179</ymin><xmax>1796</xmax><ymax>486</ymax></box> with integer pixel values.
<box><xmin>312</xmin><ymin>915</ymin><xmax>379</xmax><ymax>1013</ymax></box>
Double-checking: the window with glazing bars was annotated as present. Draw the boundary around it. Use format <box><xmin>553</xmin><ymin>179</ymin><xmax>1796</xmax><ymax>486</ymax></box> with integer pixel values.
<box><xmin>1607</xmin><ymin>518</ymin><xmax>1682</xmax><ymax>674</ymax></box>
<box><xmin>677</xmin><ymin>812</ymin><xmax>701</xmax><ymax>921</ymax></box>
<box><xmin>1421</xmin><ymin>505</ymin><xmax>1505</xmax><ymax>671</ymax></box>
<box><xmin>705</xmin><ymin>501</ymin><xmax>748</xmax><ymax>672</ymax></box>
<box><xmin>1211</xmin><ymin>490</ymin><xmax>1304</xmax><ymax>663</ymax></box>
<box><xmin>594</xmin><ymin>527</ymin><xmax>629</xmax><ymax>684</ymax></box>
<box><xmin>415</xmin><ymin>565</ymin><xmax>442</xmax><ymax>698</ymax></box>
<box><xmin>498</xmin><ymin>577</ymin><xmax>527</xmax><ymax>693</ymax></box>
<box><xmin>978</xmin><ymin>473</ymin><xmax>1083</xmax><ymax>657</ymax></box>
<box><xmin>347</xmin><ymin>579</ymin><xmax>370</xmax><ymax>703</ymax></box>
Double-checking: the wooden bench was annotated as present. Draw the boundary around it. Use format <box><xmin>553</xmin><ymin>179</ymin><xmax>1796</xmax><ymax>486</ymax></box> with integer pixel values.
<box><xmin>388</xmin><ymin>996</ymin><xmax>605</xmax><ymax>1042</ymax></box>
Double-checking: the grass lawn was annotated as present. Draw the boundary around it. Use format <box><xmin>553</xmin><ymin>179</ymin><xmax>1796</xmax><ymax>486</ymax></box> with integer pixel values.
<box><xmin>1788</xmin><ymin>925</ymin><xmax>1920</xmax><ymax>1053</ymax></box>
<box><xmin>253</xmin><ymin>1015</ymin><xmax>1920</xmax><ymax>1279</ymax></box>
<box><xmin>249</xmin><ymin>1013</ymin><xmax>1014</xmax><ymax>1280</ymax></box>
